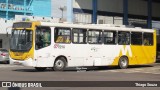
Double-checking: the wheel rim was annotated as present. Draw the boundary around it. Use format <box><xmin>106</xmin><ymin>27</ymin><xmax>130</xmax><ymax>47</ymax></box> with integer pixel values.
<box><xmin>121</xmin><ymin>58</ymin><xmax>127</xmax><ymax>67</ymax></box>
<box><xmin>55</xmin><ymin>60</ymin><xmax>64</xmax><ymax>69</ymax></box>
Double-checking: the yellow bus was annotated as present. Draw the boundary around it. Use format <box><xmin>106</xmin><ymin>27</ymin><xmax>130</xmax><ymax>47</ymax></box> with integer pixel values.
<box><xmin>9</xmin><ymin>21</ymin><xmax>156</xmax><ymax>71</ymax></box>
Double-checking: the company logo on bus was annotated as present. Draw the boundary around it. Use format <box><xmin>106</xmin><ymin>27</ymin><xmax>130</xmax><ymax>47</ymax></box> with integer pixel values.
<box><xmin>54</xmin><ymin>44</ymin><xmax>65</xmax><ymax>49</ymax></box>
<box><xmin>120</xmin><ymin>46</ymin><xmax>132</xmax><ymax>57</ymax></box>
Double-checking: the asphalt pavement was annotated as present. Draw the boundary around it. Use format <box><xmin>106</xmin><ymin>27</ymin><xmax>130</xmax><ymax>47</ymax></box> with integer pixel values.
<box><xmin>0</xmin><ymin>62</ymin><xmax>160</xmax><ymax>90</ymax></box>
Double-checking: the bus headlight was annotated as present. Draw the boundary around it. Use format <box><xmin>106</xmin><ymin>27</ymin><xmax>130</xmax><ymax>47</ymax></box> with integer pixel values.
<box><xmin>25</xmin><ymin>55</ymin><xmax>33</xmax><ymax>60</ymax></box>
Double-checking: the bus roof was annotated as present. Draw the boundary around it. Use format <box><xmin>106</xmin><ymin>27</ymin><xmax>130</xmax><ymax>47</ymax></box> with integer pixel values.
<box><xmin>31</xmin><ymin>22</ymin><xmax>155</xmax><ymax>33</ymax></box>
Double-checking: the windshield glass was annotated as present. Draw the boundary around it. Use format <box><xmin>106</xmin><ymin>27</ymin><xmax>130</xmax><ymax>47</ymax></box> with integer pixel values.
<box><xmin>10</xmin><ymin>29</ymin><xmax>33</xmax><ymax>52</ymax></box>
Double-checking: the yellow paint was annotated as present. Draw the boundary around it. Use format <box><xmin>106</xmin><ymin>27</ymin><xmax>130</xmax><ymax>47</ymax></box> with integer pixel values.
<box><xmin>112</xmin><ymin>30</ymin><xmax>156</xmax><ymax>66</ymax></box>
<box><xmin>10</xmin><ymin>21</ymin><xmax>41</xmax><ymax>60</ymax></box>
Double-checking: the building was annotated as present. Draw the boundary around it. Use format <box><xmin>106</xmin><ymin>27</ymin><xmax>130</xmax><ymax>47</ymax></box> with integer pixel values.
<box><xmin>0</xmin><ymin>0</ymin><xmax>160</xmax><ymax>49</ymax></box>
<box><xmin>0</xmin><ymin>0</ymin><xmax>52</xmax><ymax>49</ymax></box>
<box><xmin>1</xmin><ymin>0</ymin><xmax>160</xmax><ymax>27</ymax></box>
<box><xmin>73</xmin><ymin>0</ymin><xmax>160</xmax><ymax>28</ymax></box>
<box><xmin>0</xmin><ymin>0</ymin><xmax>51</xmax><ymax>19</ymax></box>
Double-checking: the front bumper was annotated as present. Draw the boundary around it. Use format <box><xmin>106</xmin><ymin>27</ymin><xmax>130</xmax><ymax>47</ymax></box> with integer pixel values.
<box><xmin>10</xmin><ymin>57</ymin><xmax>35</xmax><ymax>67</ymax></box>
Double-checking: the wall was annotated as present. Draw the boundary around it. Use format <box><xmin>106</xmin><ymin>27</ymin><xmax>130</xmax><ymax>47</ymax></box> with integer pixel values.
<box><xmin>0</xmin><ymin>34</ymin><xmax>10</xmax><ymax>50</ymax></box>
<box><xmin>73</xmin><ymin>0</ymin><xmax>123</xmax><ymax>13</ymax></box>
<box><xmin>0</xmin><ymin>0</ymin><xmax>33</xmax><ymax>19</ymax></box>
<box><xmin>14</xmin><ymin>15</ymin><xmax>60</xmax><ymax>22</ymax></box>
<box><xmin>0</xmin><ymin>19</ymin><xmax>12</xmax><ymax>49</ymax></box>
<box><xmin>98</xmin><ymin>0</ymin><xmax>123</xmax><ymax>13</ymax></box>
<box><xmin>152</xmin><ymin>2</ymin><xmax>160</xmax><ymax>18</ymax></box>
<box><xmin>31</xmin><ymin>0</ymin><xmax>51</xmax><ymax>17</ymax></box>
<box><xmin>128</xmin><ymin>0</ymin><xmax>147</xmax><ymax>16</ymax></box>
<box><xmin>73</xmin><ymin>0</ymin><xmax>160</xmax><ymax>18</ymax></box>
<box><xmin>0</xmin><ymin>0</ymin><xmax>24</xmax><ymax>5</ymax></box>
<box><xmin>0</xmin><ymin>19</ymin><xmax>12</xmax><ymax>34</ymax></box>
<box><xmin>73</xmin><ymin>0</ymin><xmax>92</xmax><ymax>10</ymax></box>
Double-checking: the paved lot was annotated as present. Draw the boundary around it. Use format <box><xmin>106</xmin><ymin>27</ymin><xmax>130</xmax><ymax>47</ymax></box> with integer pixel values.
<box><xmin>0</xmin><ymin>63</ymin><xmax>160</xmax><ymax>75</ymax></box>
<box><xmin>0</xmin><ymin>62</ymin><xmax>160</xmax><ymax>90</ymax></box>
<box><xmin>98</xmin><ymin>63</ymin><xmax>160</xmax><ymax>75</ymax></box>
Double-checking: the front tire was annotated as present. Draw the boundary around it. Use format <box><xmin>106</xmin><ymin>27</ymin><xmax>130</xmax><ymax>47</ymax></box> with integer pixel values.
<box><xmin>35</xmin><ymin>67</ymin><xmax>47</xmax><ymax>71</ymax></box>
<box><xmin>118</xmin><ymin>56</ymin><xmax>129</xmax><ymax>69</ymax></box>
<box><xmin>53</xmin><ymin>57</ymin><xmax>67</xmax><ymax>71</ymax></box>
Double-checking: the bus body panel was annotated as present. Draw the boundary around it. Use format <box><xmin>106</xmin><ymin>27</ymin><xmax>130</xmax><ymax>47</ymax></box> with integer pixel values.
<box><xmin>9</xmin><ymin>21</ymin><xmax>156</xmax><ymax>69</ymax></box>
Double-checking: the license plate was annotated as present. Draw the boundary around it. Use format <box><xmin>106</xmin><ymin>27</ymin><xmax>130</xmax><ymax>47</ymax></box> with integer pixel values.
<box><xmin>14</xmin><ymin>62</ymin><xmax>22</xmax><ymax>65</ymax></box>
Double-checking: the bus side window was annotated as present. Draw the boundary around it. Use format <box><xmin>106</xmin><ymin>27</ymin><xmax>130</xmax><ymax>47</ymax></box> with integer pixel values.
<box><xmin>56</xmin><ymin>36</ymin><xmax>64</xmax><ymax>43</ymax></box>
<box><xmin>54</xmin><ymin>28</ymin><xmax>71</xmax><ymax>44</ymax></box>
<box><xmin>72</xmin><ymin>28</ymin><xmax>87</xmax><ymax>44</ymax></box>
<box><xmin>131</xmin><ymin>32</ymin><xmax>142</xmax><ymax>45</ymax></box>
<box><xmin>143</xmin><ymin>39</ymin><xmax>149</xmax><ymax>45</ymax></box>
<box><xmin>143</xmin><ymin>33</ymin><xmax>153</xmax><ymax>46</ymax></box>
<box><xmin>43</xmin><ymin>31</ymin><xmax>51</xmax><ymax>47</ymax></box>
<box><xmin>35</xmin><ymin>26</ymin><xmax>51</xmax><ymax>50</ymax></box>
<box><xmin>118</xmin><ymin>31</ymin><xmax>130</xmax><ymax>45</ymax></box>
<box><xmin>88</xmin><ymin>30</ymin><xmax>102</xmax><ymax>44</ymax></box>
<box><xmin>65</xmin><ymin>36</ymin><xmax>71</xmax><ymax>43</ymax></box>
<box><xmin>104</xmin><ymin>31</ymin><xmax>117</xmax><ymax>44</ymax></box>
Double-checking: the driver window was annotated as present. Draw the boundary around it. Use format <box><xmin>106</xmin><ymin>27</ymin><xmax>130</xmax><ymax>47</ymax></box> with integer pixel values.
<box><xmin>35</xmin><ymin>26</ymin><xmax>51</xmax><ymax>50</ymax></box>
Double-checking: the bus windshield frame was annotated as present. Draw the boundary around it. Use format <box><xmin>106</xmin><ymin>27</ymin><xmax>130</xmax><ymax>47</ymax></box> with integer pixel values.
<box><xmin>10</xmin><ymin>29</ymin><xmax>33</xmax><ymax>52</ymax></box>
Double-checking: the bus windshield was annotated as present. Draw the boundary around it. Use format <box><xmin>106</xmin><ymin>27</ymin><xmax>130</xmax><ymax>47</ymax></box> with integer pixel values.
<box><xmin>10</xmin><ymin>29</ymin><xmax>33</xmax><ymax>52</ymax></box>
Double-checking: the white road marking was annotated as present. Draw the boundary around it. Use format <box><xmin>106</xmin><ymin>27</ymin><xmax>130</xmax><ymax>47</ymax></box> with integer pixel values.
<box><xmin>98</xmin><ymin>66</ymin><xmax>160</xmax><ymax>75</ymax></box>
<box><xmin>152</xmin><ymin>73</ymin><xmax>160</xmax><ymax>74</ymax></box>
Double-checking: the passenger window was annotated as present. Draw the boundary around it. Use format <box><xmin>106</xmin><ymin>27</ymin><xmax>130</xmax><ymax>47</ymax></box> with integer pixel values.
<box><xmin>131</xmin><ymin>32</ymin><xmax>142</xmax><ymax>45</ymax></box>
<box><xmin>118</xmin><ymin>31</ymin><xmax>130</xmax><ymax>45</ymax></box>
<box><xmin>104</xmin><ymin>31</ymin><xmax>117</xmax><ymax>44</ymax></box>
<box><xmin>88</xmin><ymin>30</ymin><xmax>102</xmax><ymax>44</ymax></box>
<box><xmin>143</xmin><ymin>33</ymin><xmax>153</xmax><ymax>46</ymax></box>
<box><xmin>35</xmin><ymin>27</ymin><xmax>51</xmax><ymax>50</ymax></box>
<box><xmin>72</xmin><ymin>29</ymin><xmax>87</xmax><ymax>44</ymax></box>
<box><xmin>54</xmin><ymin>28</ymin><xmax>71</xmax><ymax>43</ymax></box>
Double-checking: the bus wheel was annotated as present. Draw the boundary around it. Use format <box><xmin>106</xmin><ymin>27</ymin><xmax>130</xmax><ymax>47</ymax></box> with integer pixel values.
<box><xmin>35</xmin><ymin>67</ymin><xmax>47</xmax><ymax>71</ymax></box>
<box><xmin>118</xmin><ymin>56</ymin><xmax>129</xmax><ymax>69</ymax></box>
<box><xmin>53</xmin><ymin>57</ymin><xmax>67</xmax><ymax>71</ymax></box>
